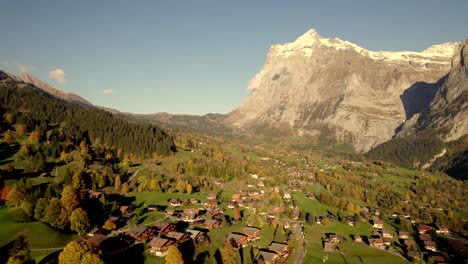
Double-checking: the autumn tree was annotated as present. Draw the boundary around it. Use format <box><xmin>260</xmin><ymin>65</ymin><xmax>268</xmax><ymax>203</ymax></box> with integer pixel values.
<box><xmin>103</xmin><ymin>219</ymin><xmax>117</xmax><ymax>230</ymax></box>
<box><xmin>7</xmin><ymin>235</ymin><xmax>34</xmax><ymax>264</ymax></box>
<box><xmin>6</xmin><ymin>186</ymin><xmax>25</xmax><ymax>208</ymax></box>
<box><xmin>114</xmin><ymin>175</ymin><xmax>121</xmax><ymax>191</ymax></box>
<box><xmin>3</xmin><ymin>130</ymin><xmax>13</xmax><ymax>143</ymax></box>
<box><xmin>165</xmin><ymin>245</ymin><xmax>184</xmax><ymax>264</ymax></box>
<box><xmin>61</xmin><ymin>185</ymin><xmax>80</xmax><ymax>212</ymax></box>
<box><xmin>220</xmin><ymin>242</ymin><xmax>237</xmax><ymax>264</ymax></box>
<box><xmin>121</xmin><ymin>182</ymin><xmax>129</xmax><ymax>194</ymax></box>
<box><xmin>34</xmin><ymin>198</ymin><xmax>48</xmax><ymax>220</ymax></box>
<box><xmin>70</xmin><ymin>208</ymin><xmax>91</xmax><ymax>236</ymax></box>
<box><xmin>58</xmin><ymin>241</ymin><xmax>104</xmax><ymax>264</ymax></box>
<box><xmin>43</xmin><ymin>198</ymin><xmax>69</xmax><ymax>230</ymax></box>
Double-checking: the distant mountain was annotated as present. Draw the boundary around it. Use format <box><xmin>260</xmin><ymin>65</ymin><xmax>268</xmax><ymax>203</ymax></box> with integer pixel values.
<box><xmin>225</xmin><ymin>29</ymin><xmax>459</xmax><ymax>152</ymax></box>
<box><xmin>5</xmin><ymin>72</ymin><xmax>95</xmax><ymax>108</ymax></box>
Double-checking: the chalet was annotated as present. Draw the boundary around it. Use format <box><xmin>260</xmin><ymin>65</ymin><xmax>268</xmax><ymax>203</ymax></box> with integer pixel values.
<box><xmin>315</xmin><ymin>216</ymin><xmax>324</xmax><ymax>225</ymax></box>
<box><xmin>81</xmin><ymin>189</ymin><xmax>103</xmax><ymax>200</ymax></box>
<box><xmin>87</xmin><ymin>228</ymin><xmax>108</xmax><ymax>237</ymax></box>
<box><xmin>182</xmin><ymin>208</ymin><xmax>200</xmax><ymax>222</ymax></box>
<box><xmin>360</xmin><ymin>207</ymin><xmax>370</xmax><ymax>215</ymax></box>
<box><xmin>204</xmin><ymin>219</ymin><xmax>221</xmax><ymax>229</ymax></box>
<box><xmin>435</xmin><ymin>223</ymin><xmax>449</xmax><ymax>235</ymax></box>
<box><xmin>382</xmin><ymin>229</ymin><xmax>392</xmax><ymax>238</ymax></box>
<box><xmin>419</xmin><ymin>233</ymin><xmax>432</xmax><ymax>241</ymax></box>
<box><xmin>424</xmin><ymin>240</ymin><xmax>437</xmax><ymax>251</ymax></box>
<box><xmin>268</xmin><ymin>242</ymin><xmax>290</xmax><ymax>257</ymax></box>
<box><xmin>383</xmin><ymin>237</ymin><xmax>393</xmax><ymax>245</ymax></box>
<box><xmin>128</xmin><ymin>226</ymin><xmax>157</xmax><ymax>242</ymax></box>
<box><xmin>430</xmin><ymin>255</ymin><xmax>448</xmax><ymax>264</ymax></box>
<box><xmin>186</xmin><ymin>229</ymin><xmax>206</xmax><ymax>244</ymax></box>
<box><xmin>354</xmin><ymin>236</ymin><xmax>363</xmax><ymax>243</ymax></box>
<box><xmin>119</xmin><ymin>205</ymin><xmax>130</xmax><ymax>215</ymax></box>
<box><xmin>268</xmin><ymin>210</ymin><xmax>276</xmax><ymax>220</ymax></box>
<box><xmin>372</xmin><ymin>217</ymin><xmax>384</xmax><ymax>229</ymax></box>
<box><xmin>407</xmin><ymin>251</ymin><xmax>421</xmax><ymax>260</ymax></box>
<box><xmin>399</xmin><ymin>231</ymin><xmax>409</xmax><ymax>239</ymax></box>
<box><xmin>328</xmin><ymin>234</ymin><xmax>343</xmax><ymax>244</ymax></box>
<box><xmin>242</xmin><ymin>226</ymin><xmax>262</xmax><ymax>241</ymax></box>
<box><xmin>418</xmin><ymin>224</ymin><xmax>433</xmax><ymax>234</ymax></box>
<box><xmin>169</xmin><ymin>199</ymin><xmax>182</xmax><ymax>207</ymax></box>
<box><xmin>147</xmin><ymin>204</ymin><xmax>162</xmax><ymax>212</ymax></box>
<box><xmin>323</xmin><ymin>242</ymin><xmax>334</xmax><ymax>252</ymax></box>
<box><xmin>153</xmin><ymin>222</ymin><xmax>176</xmax><ymax>235</ymax></box>
<box><xmin>369</xmin><ymin>238</ymin><xmax>384</xmax><ymax>249</ymax></box>
<box><xmin>226</xmin><ymin>233</ymin><xmax>248</xmax><ymax>249</ymax></box>
<box><xmin>148</xmin><ymin>237</ymin><xmax>174</xmax><ymax>257</ymax></box>
<box><xmin>227</xmin><ymin>201</ymin><xmax>238</xmax><ymax>209</ymax></box>
<box><xmin>231</xmin><ymin>194</ymin><xmax>241</xmax><ymax>201</ymax></box>
<box><xmin>257</xmin><ymin>181</ymin><xmax>265</xmax><ymax>187</ymax></box>
<box><xmin>251</xmin><ymin>174</ymin><xmax>259</xmax><ymax>179</ymax></box>
<box><xmin>283</xmin><ymin>192</ymin><xmax>291</xmax><ymax>200</ymax></box>
<box><xmin>164</xmin><ymin>231</ymin><xmax>191</xmax><ymax>244</ymax></box>
<box><xmin>190</xmin><ymin>199</ymin><xmax>200</xmax><ymax>204</ymax></box>
<box><xmin>345</xmin><ymin>217</ymin><xmax>355</xmax><ymax>227</ymax></box>
<box><xmin>257</xmin><ymin>250</ymin><xmax>279</xmax><ymax>264</ymax></box>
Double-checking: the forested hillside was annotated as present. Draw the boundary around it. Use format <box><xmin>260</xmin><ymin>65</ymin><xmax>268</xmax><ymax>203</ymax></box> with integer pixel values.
<box><xmin>0</xmin><ymin>74</ymin><xmax>175</xmax><ymax>157</ymax></box>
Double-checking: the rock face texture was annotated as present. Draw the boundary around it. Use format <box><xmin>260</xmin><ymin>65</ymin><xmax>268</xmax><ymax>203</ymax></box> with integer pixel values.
<box><xmin>400</xmin><ymin>40</ymin><xmax>468</xmax><ymax>141</ymax></box>
<box><xmin>226</xmin><ymin>29</ymin><xmax>459</xmax><ymax>152</ymax></box>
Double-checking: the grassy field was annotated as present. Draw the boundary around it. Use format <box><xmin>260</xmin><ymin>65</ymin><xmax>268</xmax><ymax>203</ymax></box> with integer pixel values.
<box><xmin>0</xmin><ymin>207</ymin><xmax>77</xmax><ymax>258</ymax></box>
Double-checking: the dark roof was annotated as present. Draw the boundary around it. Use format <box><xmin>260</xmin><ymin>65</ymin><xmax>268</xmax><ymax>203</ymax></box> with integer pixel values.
<box><xmin>268</xmin><ymin>242</ymin><xmax>288</xmax><ymax>254</ymax></box>
<box><xmin>242</xmin><ymin>226</ymin><xmax>261</xmax><ymax>236</ymax></box>
<box><xmin>128</xmin><ymin>226</ymin><xmax>147</xmax><ymax>238</ymax></box>
<box><xmin>148</xmin><ymin>237</ymin><xmax>173</xmax><ymax>248</ymax></box>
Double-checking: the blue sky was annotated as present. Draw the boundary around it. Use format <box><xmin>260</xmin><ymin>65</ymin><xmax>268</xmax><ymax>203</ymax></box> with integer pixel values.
<box><xmin>1</xmin><ymin>0</ymin><xmax>467</xmax><ymax>115</ymax></box>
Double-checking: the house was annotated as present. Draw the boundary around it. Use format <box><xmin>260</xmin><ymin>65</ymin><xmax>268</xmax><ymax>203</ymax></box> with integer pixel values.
<box><xmin>268</xmin><ymin>242</ymin><xmax>290</xmax><ymax>257</ymax></box>
<box><xmin>419</xmin><ymin>233</ymin><xmax>432</xmax><ymax>241</ymax></box>
<box><xmin>323</xmin><ymin>242</ymin><xmax>334</xmax><ymax>252</ymax></box>
<box><xmin>153</xmin><ymin>222</ymin><xmax>176</xmax><ymax>235</ymax></box>
<box><xmin>407</xmin><ymin>251</ymin><xmax>421</xmax><ymax>260</ymax></box>
<box><xmin>383</xmin><ymin>237</ymin><xmax>393</xmax><ymax>245</ymax></box>
<box><xmin>164</xmin><ymin>231</ymin><xmax>191</xmax><ymax>244</ymax></box>
<box><xmin>119</xmin><ymin>205</ymin><xmax>130</xmax><ymax>215</ymax></box>
<box><xmin>87</xmin><ymin>228</ymin><xmax>107</xmax><ymax>237</ymax></box>
<box><xmin>345</xmin><ymin>217</ymin><xmax>355</xmax><ymax>227</ymax></box>
<box><xmin>148</xmin><ymin>237</ymin><xmax>174</xmax><ymax>257</ymax></box>
<box><xmin>382</xmin><ymin>229</ymin><xmax>392</xmax><ymax>238</ymax></box>
<box><xmin>283</xmin><ymin>192</ymin><xmax>291</xmax><ymax>200</ymax></box>
<box><xmin>257</xmin><ymin>250</ymin><xmax>279</xmax><ymax>264</ymax></box>
<box><xmin>369</xmin><ymin>238</ymin><xmax>384</xmax><ymax>249</ymax></box>
<box><xmin>328</xmin><ymin>234</ymin><xmax>343</xmax><ymax>244</ymax></box>
<box><xmin>372</xmin><ymin>217</ymin><xmax>384</xmax><ymax>229</ymax></box>
<box><xmin>186</xmin><ymin>229</ymin><xmax>206</xmax><ymax>244</ymax></box>
<box><xmin>430</xmin><ymin>254</ymin><xmax>448</xmax><ymax>264</ymax></box>
<box><xmin>147</xmin><ymin>204</ymin><xmax>162</xmax><ymax>212</ymax></box>
<box><xmin>435</xmin><ymin>223</ymin><xmax>449</xmax><ymax>235</ymax></box>
<box><xmin>169</xmin><ymin>199</ymin><xmax>182</xmax><ymax>207</ymax></box>
<box><xmin>424</xmin><ymin>240</ymin><xmax>437</xmax><ymax>251</ymax></box>
<box><xmin>354</xmin><ymin>236</ymin><xmax>363</xmax><ymax>243</ymax></box>
<box><xmin>315</xmin><ymin>216</ymin><xmax>324</xmax><ymax>225</ymax></box>
<box><xmin>226</xmin><ymin>233</ymin><xmax>248</xmax><ymax>249</ymax></box>
<box><xmin>128</xmin><ymin>226</ymin><xmax>157</xmax><ymax>242</ymax></box>
<box><xmin>399</xmin><ymin>231</ymin><xmax>409</xmax><ymax>239</ymax></box>
<box><xmin>418</xmin><ymin>224</ymin><xmax>433</xmax><ymax>234</ymax></box>
<box><xmin>242</xmin><ymin>226</ymin><xmax>262</xmax><ymax>241</ymax></box>
<box><xmin>292</xmin><ymin>208</ymin><xmax>300</xmax><ymax>220</ymax></box>
<box><xmin>227</xmin><ymin>201</ymin><xmax>238</xmax><ymax>208</ymax></box>
<box><xmin>182</xmin><ymin>208</ymin><xmax>200</xmax><ymax>222</ymax></box>
<box><xmin>231</xmin><ymin>194</ymin><xmax>241</xmax><ymax>201</ymax></box>
<box><xmin>204</xmin><ymin>219</ymin><xmax>221</xmax><ymax>229</ymax></box>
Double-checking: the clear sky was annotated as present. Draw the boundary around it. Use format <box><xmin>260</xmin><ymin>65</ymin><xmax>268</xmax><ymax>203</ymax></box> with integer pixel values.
<box><xmin>1</xmin><ymin>0</ymin><xmax>467</xmax><ymax>115</ymax></box>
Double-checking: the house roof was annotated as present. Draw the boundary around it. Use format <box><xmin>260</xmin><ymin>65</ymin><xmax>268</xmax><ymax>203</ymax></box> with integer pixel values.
<box><xmin>148</xmin><ymin>237</ymin><xmax>173</xmax><ymax>248</ymax></box>
<box><xmin>418</xmin><ymin>224</ymin><xmax>433</xmax><ymax>231</ymax></box>
<box><xmin>154</xmin><ymin>222</ymin><xmax>174</xmax><ymax>231</ymax></box>
<box><xmin>128</xmin><ymin>226</ymin><xmax>147</xmax><ymax>238</ymax></box>
<box><xmin>268</xmin><ymin>242</ymin><xmax>288</xmax><ymax>254</ymax></box>
<box><xmin>258</xmin><ymin>250</ymin><xmax>278</xmax><ymax>262</ymax></box>
<box><xmin>323</xmin><ymin>242</ymin><xmax>334</xmax><ymax>252</ymax></box>
<box><xmin>399</xmin><ymin>231</ymin><xmax>409</xmax><ymax>236</ymax></box>
<box><xmin>185</xmin><ymin>229</ymin><xmax>203</xmax><ymax>240</ymax></box>
<box><xmin>242</xmin><ymin>227</ymin><xmax>261</xmax><ymax>236</ymax></box>
<box><xmin>165</xmin><ymin>231</ymin><xmax>187</xmax><ymax>241</ymax></box>
<box><xmin>226</xmin><ymin>233</ymin><xmax>247</xmax><ymax>243</ymax></box>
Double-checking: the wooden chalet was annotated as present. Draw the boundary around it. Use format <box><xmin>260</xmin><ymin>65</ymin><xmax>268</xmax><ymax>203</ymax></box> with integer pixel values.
<box><xmin>418</xmin><ymin>224</ymin><xmax>433</xmax><ymax>234</ymax></box>
<box><xmin>419</xmin><ymin>233</ymin><xmax>432</xmax><ymax>241</ymax></box>
<box><xmin>168</xmin><ymin>199</ymin><xmax>182</xmax><ymax>207</ymax></box>
<box><xmin>404</xmin><ymin>239</ymin><xmax>416</xmax><ymax>248</ymax></box>
<box><xmin>186</xmin><ymin>229</ymin><xmax>206</xmax><ymax>244</ymax></box>
<box><xmin>87</xmin><ymin>234</ymin><xmax>128</xmax><ymax>258</ymax></box>
<box><xmin>323</xmin><ymin>242</ymin><xmax>334</xmax><ymax>252</ymax></box>
<box><xmin>153</xmin><ymin>222</ymin><xmax>176</xmax><ymax>236</ymax></box>
<box><xmin>148</xmin><ymin>237</ymin><xmax>174</xmax><ymax>257</ymax></box>
<box><xmin>383</xmin><ymin>237</ymin><xmax>393</xmax><ymax>245</ymax></box>
<box><xmin>268</xmin><ymin>242</ymin><xmax>290</xmax><ymax>257</ymax></box>
<box><xmin>399</xmin><ymin>231</ymin><xmax>409</xmax><ymax>239</ymax></box>
<box><xmin>257</xmin><ymin>250</ymin><xmax>280</xmax><ymax>264</ymax></box>
<box><xmin>242</xmin><ymin>226</ymin><xmax>262</xmax><ymax>241</ymax></box>
<box><xmin>372</xmin><ymin>217</ymin><xmax>384</xmax><ymax>229</ymax></box>
<box><xmin>128</xmin><ymin>226</ymin><xmax>157</xmax><ymax>242</ymax></box>
<box><xmin>164</xmin><ymin>231</ymin><xmax>191</xmax><ymax>244</ymax></box>
<box><xmin>315</xmin><ymin>216</ymin><xmax>324</xmax><ymax>225</ymax></box>
<box><xmin>424</xmin><ymin>240</ymin><xmax>437</xmax><ymax>251</ymax></box>
<box><xmin>435</xmin><ymin>223</ymin><xmax>449</xmax><ymax>235</ymax></box>
<box><xmin>204</xmin><ymin>219</ymin><xmax>221</xmax><ymax>229</ymax></box>
<box><xmin>328</xmin><ymin>234</ymin><xmax>343</xmax><ymax>244</ymax></box>
<box><xmin>382</xmin><ymin>229</ymin><xmax>392</xmax><ymax>238</ymax></box>
<box><xmin>226</xmin><ymin>233</ymin><xmax>248</xmax><ymax>249</ymax></box>
<box><xmin>369</xmin><ymin>238</ymin><xmax>384</xmax><ymax>249</ymax></box>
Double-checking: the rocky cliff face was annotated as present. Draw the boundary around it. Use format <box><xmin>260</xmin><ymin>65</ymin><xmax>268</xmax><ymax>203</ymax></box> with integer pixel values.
<box><xmin>399</xmin><ymin>40</ymin><xmax>468</xmax><ymax>141</ymax></box>
<box><xmin>226</xmin><ymin>29</ymin><xmax>458</xmax><ymax>152</ymax></box>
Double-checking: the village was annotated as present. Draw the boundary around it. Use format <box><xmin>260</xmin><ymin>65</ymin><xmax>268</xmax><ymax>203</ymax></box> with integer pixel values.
<box><xmin>78</xmin><ymin>156</ymin><xmax>464</xmax><ymax>264</ymax></box>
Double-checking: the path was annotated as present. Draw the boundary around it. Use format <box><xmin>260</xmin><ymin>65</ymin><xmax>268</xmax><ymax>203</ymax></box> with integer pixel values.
<box><xmin>127</xmin><ymin>169</ymin><xmax>141</xmax><ymax>183</ymax></box>
<box><xmin>30</xmin><ymin>247</ymin><xmax>63</xmax><ymax>251</ymax></box>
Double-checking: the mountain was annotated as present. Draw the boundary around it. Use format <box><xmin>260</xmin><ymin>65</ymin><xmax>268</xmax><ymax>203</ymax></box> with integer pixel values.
<box><xmin>6</xmin><ymin>72</ymin><xmax>95</xmax><ymax>108</ymax></box>
<box><xmin>226</xmin><ymin>29</ymin><xmax>459</xmax><ymax>152</ymax></box>
<box><xmin>0</xmin><ymin>71</ymin><xmax>176</xmax><ymax>157</ymax></box>
<box><xmin>399</xmin><ymin>40</ymin><xmax>468</xmax><ymax>140</ymax></box>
